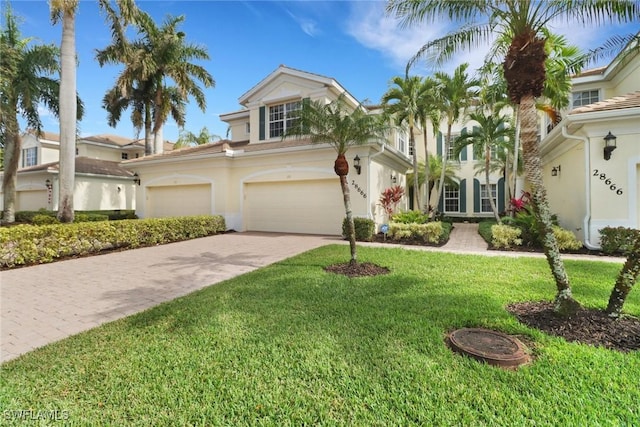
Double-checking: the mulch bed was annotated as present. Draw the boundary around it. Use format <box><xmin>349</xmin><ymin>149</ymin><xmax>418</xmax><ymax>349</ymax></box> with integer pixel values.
<box><xmin>324</xmin><ymin>262</ymin><xmax>390</xmax><ymax>278</ymax></box>
<box><xmin>507</xmin><ymin>301</ymin><xmax>640</xmax><ymax>352</ymax></box>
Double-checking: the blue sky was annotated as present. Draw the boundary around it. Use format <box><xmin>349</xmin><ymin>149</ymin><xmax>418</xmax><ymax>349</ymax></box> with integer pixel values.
<box><xmin>8</xmin><ymin>0</ymin><xmax>639</xmax><ymax>143</ymax></box>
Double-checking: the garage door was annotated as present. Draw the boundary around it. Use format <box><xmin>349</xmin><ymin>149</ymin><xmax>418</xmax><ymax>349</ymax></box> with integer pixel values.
<box><xmin>147</xmin><ymin>184</ymin><xmax>211</xmax><ymax>218</ymax></box>
<box><xmin>17</xmin><ymin>190</ymin><xmax>47</xmax><ymax>211</ymax></box>
<box><xmin>245</xmin><ymin>179</ymin><xmax>345</xmax><ymax>235</ymax></box>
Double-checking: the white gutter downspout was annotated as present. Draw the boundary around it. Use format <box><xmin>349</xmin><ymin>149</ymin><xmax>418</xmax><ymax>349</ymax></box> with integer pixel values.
<box><xmin>367</xmin><ymin>142</ymin><xmax>386</xmax><ymax>219</ymax></box>
<box><xmin>561</xmin><ymin>126</ymin><xmax>599</xmax><ymax>250</ymax></box>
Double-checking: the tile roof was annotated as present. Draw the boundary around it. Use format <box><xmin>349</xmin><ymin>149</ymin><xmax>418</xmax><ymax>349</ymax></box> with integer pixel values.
<box><xmin>82</xmin><ymin>134</ymin><xmax>139</xmax><ymax>147</ymax></box>
<box><xmin>123</xmin><ymin>137</ymin><xmax>319</xmax><ymax>163</ymax></box>
<box><xmin>569</xmin><ymin>91</ymin><xmax>640</xmax><ymax>115</ymax></box>
<box><xmin>19</xmin><ymin>157</ymin><xmax>134</xmax><ymax>178</ymax></box>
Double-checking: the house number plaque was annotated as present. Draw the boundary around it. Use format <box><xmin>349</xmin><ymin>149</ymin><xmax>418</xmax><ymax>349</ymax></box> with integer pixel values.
<box><xmin>351</xmin><ymin>180</ymin><xmax>367</xmax><ymax>199</ymax></box>
<box><xmin>592</xmin><ymin>169</ymin><xmax>623</xmax><ymax>195</ymax></box>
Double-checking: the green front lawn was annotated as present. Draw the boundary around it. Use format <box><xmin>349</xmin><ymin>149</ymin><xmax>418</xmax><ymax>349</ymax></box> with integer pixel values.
<box><xmin>1</xmin><ymin>246</ymin><xmax>638</xmax><ymax>425</ymax></box>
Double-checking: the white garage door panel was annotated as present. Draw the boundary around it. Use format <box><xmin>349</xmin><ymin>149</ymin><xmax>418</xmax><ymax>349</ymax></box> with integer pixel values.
<box><xmin>246</xmin><ymin>180</ymin><xmax>344</xmax><ymax>235</ymax></box>
<box><xmin>148</xmin><ymin>184</ymin><xmax>211</xmax><ymax>218</ymax></box>
<box><xmin>17</xmin><ymin>190</ymin><xmax>47</xmax><ymax>211</ymax></box>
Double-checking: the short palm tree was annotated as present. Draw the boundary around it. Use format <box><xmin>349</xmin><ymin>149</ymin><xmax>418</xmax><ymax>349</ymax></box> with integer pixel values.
<box><xmin>284</xmin><ymin>95</ymin><xmax>388</xmax><ymax>265</ymax></box>
<box><xmin>381</xmin><ymin>75</ymin><xmax>425</xmax><ymax>209</ymax></box>
<box><xmin>174</xmin><ymin>126</ymin><xmax>220</xmax><ymax>149</ymax></box>
<box><xmin>387</xmin><ymin>0</ymin><xmax>639</xmax><ymax>316</ymax></box>
<box><xmin>453</xmin><ymin>111</ymin><xmax>513</xmax><ymax>223</ymax></box>
<box><xmin>408</xmin><ymin>154</ymin><xmax>458</xmax><ymax>212</ymax></box>
<box><xmin>1</xmin><ymin>6</ymin><xmax>60</xmax><ymax>223</ymax></box>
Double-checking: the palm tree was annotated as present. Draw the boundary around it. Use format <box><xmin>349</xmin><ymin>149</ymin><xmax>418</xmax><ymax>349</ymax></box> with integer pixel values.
<box><xmin>284</xmin><ymin>95</ymin><xmax>389</xmax><ymax>266</ymax></box>
<box><xmin>386</xmin><ymin>0</ymin><xmax>639</xmax><ymax>316</ymax></box>
<box><xmin>97</xmin><ymin>9</ymin><xmax>214</xmax><ymax>155</ymax></box>
<box><xmin>408</xmin><ymin>154</ymin><xmax>458</xmax><ymax>211</ymax></box>
<box><xmin>381</xmin><ymin>75</ymin><xmax>425</xmax><ymax>209</ymax></box>
<box><xmin>453</xmin><ymin>111</ymin><xmax>513</xmax><ymax>223</ymax></box>
<box><xmin>1</xmin><ymin>5</ymin><xmax>60</xmax><ymax>223</ymax></box>
<box><xmin>416</xmin><ymin>76</ymin><xmax>440</xmax><ymax>212</ymax></box>
<box><xmin>431</xmin><ymin>63</ymin><xmax>479</xmax><ymax>215</ymax></box>
<box><xmin>50</xmin><ymin>0</ymin><xmax>79</xmax><ymax>223</ymax></box>
<box><xmin>174</xmin><ymin>126</ymin><xmax>220</xmax><ymax>148</ymax></box>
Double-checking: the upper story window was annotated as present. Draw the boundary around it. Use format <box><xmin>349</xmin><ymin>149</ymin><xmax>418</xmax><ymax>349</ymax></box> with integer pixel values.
<box><xmin>22</xmin><ymin>147</ymin><xmax>37</xmax><ymax>167</ymax></box>
<box><xmin>121</xmin><ymin>153</ymin><xmax>129</xmax><ymax>160</ymax></box>
<box><xmin>397</xmin><ymin>131</ymin><xmax>407</xmax><ymax>154</ymax></box>
<box><xmin>269</xmin><ymin>101</ymin><xmax>301</xmax><ymax>138</ymax></box>
<box><xmin>447</xmin><ymin>134</ymin><xmax>459</xmax><ymax>161</ymax></box>
<box><xmin>245</xmin><ymin>122</ymin><xmax>251</xmax><ymax>134</ymax></box>
<box><xmin>572</xmin><ymin>90</ymin><xmax>599</xmax><ymax>108</ymax></box>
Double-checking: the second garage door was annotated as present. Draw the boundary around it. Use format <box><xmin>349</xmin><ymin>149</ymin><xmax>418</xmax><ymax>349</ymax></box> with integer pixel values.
<box><xmin>245</xmin><ymin>179</ymin><xmax>345</xmax><ymax>235</ymax></box>
<box><xmin>147</xmin><ymin>184</ymin><xmax>211</xmax><ymax>218</ymax></box>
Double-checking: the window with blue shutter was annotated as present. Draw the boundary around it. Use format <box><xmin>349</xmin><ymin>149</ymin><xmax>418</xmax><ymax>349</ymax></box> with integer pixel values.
<box><xmin>459</xmin><ymin>179</ymin><xmax>466</xmax><ymax>213</ymax></box>
<box><xmin>259</xmin><ymin>106</ymin><xmax>266</xmax><ymax>141</ymax></box>
<box><xmin>498</xmin><ymin>177</ymin><xmax>505</xmax><ymax>213</ymax></box>
<box><xmin>473</xmin><ymin>178</ymin><xmax>481</xmax><ymax>213</ymax></box>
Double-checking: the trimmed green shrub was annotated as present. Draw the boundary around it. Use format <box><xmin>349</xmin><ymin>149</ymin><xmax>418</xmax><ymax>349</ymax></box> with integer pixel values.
<box><xmin>32</xmin><ymin>214</ymin><xmax>59</xmax><ymax>225</ymax></box>
<box><xmin>599</xmin><ymin>227</ymin><xmax>640</xmax><ymax>255</ymax></box>
<box><xmin>553</xmin><ymin>226</ymin><xmax>583</xmax><ymax>251</ymax></box>
<box><xmin>388</xmin><ymin>221</ymin><xmax>448</xmax><ymax>244</ymax></box>
<box><xmin>503</xmin><ymin>208</ymin><xmax>558</xmax><ymax>247</ymax></box>
<box><xmin>390</xmin><ymin>210</ymin><xmax>429</xmax><ymax>224</ymax></box>
<box><xmin>0</xmin><ymin>215</ymin><xmax>226</xmax><ymax>268</ymax></box>
<box><xmin>74</xmin><ymin>213</ymin><xmax>109</xmax><ymax>223</ymax></box>
<box><xmin>478</xmin><ymin>221</ymin><xmax>496</xmax><ymax>243</ymax></box>
<box><xmin>342</xmin><ymin>217</ymin><xmax>375</xmax><ymax>242</ymax></box>
<box><xmin>491</xmin><ymin>224</ymin><xmax>522</xmax><ymax>249</ymax></box>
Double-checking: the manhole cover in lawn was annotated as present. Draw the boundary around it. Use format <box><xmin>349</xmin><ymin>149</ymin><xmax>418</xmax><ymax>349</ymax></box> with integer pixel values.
<box><xmin>447</xmin><ymin>328</ymin><xmax>530</xmax><ymax>368</ymax></box>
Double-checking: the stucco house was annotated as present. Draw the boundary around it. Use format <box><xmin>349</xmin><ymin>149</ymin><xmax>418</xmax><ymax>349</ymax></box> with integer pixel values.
<box><xmin>540</xmin><ymin>38</ymin><xmax>639</xmax><ymax>249</ymax></box>
<box><xmin>123</xmin><ymin>66</ymin><xmax>413</xmax><ymax>235</ymax></box>
<box><xmin>0</xmin><ymin>132</ymin><xmax>163</xmax><ymax>212</ymax></box>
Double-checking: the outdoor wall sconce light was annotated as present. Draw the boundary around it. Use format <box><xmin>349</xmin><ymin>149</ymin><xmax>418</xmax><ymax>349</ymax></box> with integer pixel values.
<box><xmin>353</xmin><ymin>155</ymin><xmax>361</xmax><ymax>175</ymax></box>
<box><xmin>133</xmin><ymin>173</ymin><xmax>141</xmax><ymax>186</ymax></box>
<box><xmin>603</xmin><ymin>131</ymin><xmax>617</xmax><ymax>160</ymax></box>
<box><xmin>551</xmin><ymin>165</ymin><xmax>561</xmax><ymax>177</ymax></box>
<box><xmin>45</xmin><ymin>179</ymin><xmax>52</xmax><ymax>190</ymax></box>
<box><xmin>391</xmin><ymin>174</ymin><xmax>397</xmax><ymax>183</ymax></box>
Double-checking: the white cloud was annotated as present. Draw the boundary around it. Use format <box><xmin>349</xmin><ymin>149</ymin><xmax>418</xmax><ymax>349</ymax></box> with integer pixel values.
<box><xmin>345</xmin><ymin>2</ymin><xmax>493</xmax><ymax>77</ymax></box>
<box><xmin>284</xmin><ymin>8</ymin><xmax>320</xmax><ymax>37</ymax></box>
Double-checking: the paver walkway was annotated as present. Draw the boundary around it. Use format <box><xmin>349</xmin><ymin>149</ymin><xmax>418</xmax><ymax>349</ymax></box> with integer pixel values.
<box><xmin>0</xmin><ymin>224</ymin><xmax>623</xmax><ymax>363</ymax></box>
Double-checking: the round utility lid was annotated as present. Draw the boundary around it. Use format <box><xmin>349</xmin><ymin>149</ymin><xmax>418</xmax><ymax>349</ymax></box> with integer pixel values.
<box><xmin>448</xmin><ymin>328</ymin><xmax>530</xmax><ymax>368</ymax></box>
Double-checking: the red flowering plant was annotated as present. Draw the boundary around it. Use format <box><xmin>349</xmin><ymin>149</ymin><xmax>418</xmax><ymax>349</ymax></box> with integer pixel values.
<box><xmin>509</xmin><ymin>191</ymin><xmax>531</xmax><ymax>214</ymax></box>
<box><xmin>379</xmin><ymin>186</ymin><xmax>405</xmax><ymax>219</ymax></box>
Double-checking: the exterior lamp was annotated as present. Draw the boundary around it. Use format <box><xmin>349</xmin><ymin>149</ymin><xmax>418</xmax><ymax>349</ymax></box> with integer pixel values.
<box><xmin>391</xmin><ymin>174</ymin><xmax>397</xmax><ymax>183</ymax></box>
<box><xmin>353</xmin><ymin>155</ymin><xmax>361</xmax><ymax>175</ymax></box>
<box><xmin>133</xmin><ymin>173</ymin><xmax>141</xmax><ymax>186</ymax></box>
<box><xmin>603</xmin><ymin>131</ymin><xmax>617</xmax><ymax>160</ymax></box>
<box><xmin>551</xmin><ymin>165</ymin><xmax>561</xmax><ymax>177</ymax></box>
<box><xmin>45</xmin><ymin>179</ymin><xmax>52</xmax><ymax>190</ymax></box>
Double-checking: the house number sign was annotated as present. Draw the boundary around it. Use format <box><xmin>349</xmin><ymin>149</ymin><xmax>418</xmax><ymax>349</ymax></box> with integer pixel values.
<box><xmin>351</xmin><ymin>180</ymin><xmax>367</xmax><ymax>199</ymax></box>
<box><xmin>593</xmin><ymin>169</ymin><xmax>623</xmax><ymax>195</ymax></box>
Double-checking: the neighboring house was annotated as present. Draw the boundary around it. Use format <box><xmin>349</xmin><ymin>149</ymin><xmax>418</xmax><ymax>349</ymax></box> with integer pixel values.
<box><xmin>123</xmin><ymin>65</ymin><xmax>412</xmax><ymax>235</ymax></box>
<box><xmin>540</xmin><ymin>38</ymin><xmax>640</xmax><ymax>249</ymax></box>
<box><xmin>0</xmin><ymin>131</ymin><xmax>169</xmax><ymax>212</ymax></box>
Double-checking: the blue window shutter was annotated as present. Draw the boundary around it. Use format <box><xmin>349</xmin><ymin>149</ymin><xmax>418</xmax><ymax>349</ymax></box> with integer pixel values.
<box><xmin>459</xmin><ymin>179</ymin><xmax>467</xmax><ymax>213</ymax></box>
<box><xmin>438</xmin><ymin>189</ymin><xmax>444</xmax><ymax>213</ymax></box>
<box><xmin>437</xmin><ymin>132</ymin><xmax>443</xmax><ymax>157</ymax></box>
<box><xmin>259</xmin><ymin>106</ymin><xmax>266</xmax><ymax>140</ymax></box>
<box><xmin>473</xmin><ymin>178</ymin><xmax>480</xmax><ymax>213</ymax></box>
<box><xmin>498</xmin><ymin>177</ymin><xmax>505</xmax><ymax>213</ymax></box>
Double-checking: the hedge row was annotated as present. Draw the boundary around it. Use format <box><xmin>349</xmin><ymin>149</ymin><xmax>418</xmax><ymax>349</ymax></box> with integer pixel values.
<box><xmin>0</xmin><ymin>215</ymin><xmax>226</xmax><ymax>268</ymax></box>
<box><xmin>12</xmin><ymin>209</ymin><xmax>137</xmax><ymax>223</ymax></box>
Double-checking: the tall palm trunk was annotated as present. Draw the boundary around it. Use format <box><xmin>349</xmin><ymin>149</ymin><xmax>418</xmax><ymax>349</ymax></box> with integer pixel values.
<box><xmin>520</xmin><ymin>95</ymin><xmax>579</xmax><ymax>316</ymax></box>
<box><xmin>410</xmin><ymin>126</ymin><xmax>420</xmax><ymax>209</ymax></box>
<box><xmin>144</xmin><ymin>101</ymin><xmax>153</xmax><ymax>155</ymax></box>
<box><xmin>605</xmin><ymin>238</ymin><xmax>640</xmax><ymax>318</ymax></box>
<box><xmin>511</xmin><ymin>105</ymin><xmax>521</xmax><ymax>215</ymax></box>
<box><xmin>434</xmin><ymin>123</ymin><xmax>451</xmax><ymax>216</ymax></box>
<box><xmin>2</xmin><ymin>114</ymin><xmax>20</xmax><ymax>223</ymax></box>
<box><xmin>423</xmin><ymin>126</ymin><xmax>430</xmax><ymax>212</ymax></box>
<box><xmin>485</xmin><ymin>144</ymin><xmax>501</xmax><ymax>223</ymax></box>
<box><xmin>57</xmin><ymin>7</ymin><xmax>77</xmax><ymax>223</ymax></box>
